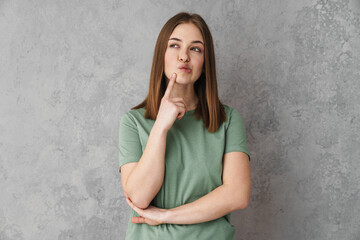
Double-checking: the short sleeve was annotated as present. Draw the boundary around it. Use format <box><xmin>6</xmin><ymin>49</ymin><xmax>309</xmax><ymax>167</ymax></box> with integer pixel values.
<box><xmin>118</xmin><ymin>112</ymin><xmax>143</xmax><ymax>170</ymax></box>
<box><xmin>224</xmin><ymin>108</ymin><xmax>250</xmax><ymax>160</ymax></box>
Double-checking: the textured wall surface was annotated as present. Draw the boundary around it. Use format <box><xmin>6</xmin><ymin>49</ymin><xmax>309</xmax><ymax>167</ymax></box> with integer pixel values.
<box><xmin>1</xmin><ymin>0</ymin><xmax>359</xmax><ymax>239</ymax></box>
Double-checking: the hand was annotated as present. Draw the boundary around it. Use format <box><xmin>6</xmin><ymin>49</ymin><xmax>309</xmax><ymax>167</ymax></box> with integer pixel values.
<box><xmin>126</xmin><ymin>197</ymin><xmax>168</xmax><ymax>226</ymax></box>
<box><xmin>155</xmin><ymin>73</ymin><xmax>187</xmax><ymax>131</ymax></box>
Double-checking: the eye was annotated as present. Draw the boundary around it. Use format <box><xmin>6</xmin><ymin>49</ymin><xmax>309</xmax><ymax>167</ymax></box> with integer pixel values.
<box><xmin>191</xmin><ymin>47</ymin><xmax>202</xmax><ymax>53</ymax></box>
<box><xmin>169</xmin><ymin>44</ymin><xmax>179</xmax><ymax>48</ymax></box>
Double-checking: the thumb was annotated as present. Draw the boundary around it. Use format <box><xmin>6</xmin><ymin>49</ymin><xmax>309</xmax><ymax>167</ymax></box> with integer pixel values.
<box><xmin>131</xmin><ymin>216</ymin><xmax>146</xmax><ymax>224</ymax></box>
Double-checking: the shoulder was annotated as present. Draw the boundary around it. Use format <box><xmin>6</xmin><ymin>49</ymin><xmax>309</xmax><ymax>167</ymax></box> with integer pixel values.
<box><xmin>222</xmin><ymin>104</ymin><xmax>244</xmax><ymax>124</ymax></box>
<box><xmin>223</xmin><ymin>104</ymin><xmax>235</xmax><ymax>116</ymax></box>
<box><xmin>120</xmin><ymin>107</ymin><xmax>146</xmax><ymax>125</ymax></box>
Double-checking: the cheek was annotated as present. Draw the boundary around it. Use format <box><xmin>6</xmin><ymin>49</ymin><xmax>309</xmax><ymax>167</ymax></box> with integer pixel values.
<box><xmin>163</xmin><ymin>51</ymin><xmax>173</xmax><ymax>79</ymax></box>
<box><xmin>164</xmin><ymin>51</ymin><xmax>175</xmax><ymax>68</ymax></box>
<box><xmin>164</xmin><ymin>52</ymin><xmax>169</xmax><ymax>66</ymax></box>
<box><xmin>193</xmin><ymin>57</ymin><xmax>204</xmax><ymax>71</ymax></box>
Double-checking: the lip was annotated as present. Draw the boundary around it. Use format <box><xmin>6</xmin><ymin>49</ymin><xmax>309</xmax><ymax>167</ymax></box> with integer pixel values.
<box><xmin>178</xmin><ymin>64</ymin><xmax>192</xmax><ymax>73</ymax></box>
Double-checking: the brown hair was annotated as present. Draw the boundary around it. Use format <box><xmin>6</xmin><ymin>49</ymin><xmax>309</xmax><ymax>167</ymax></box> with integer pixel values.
<box><xmin>132</xmin><ymin>12</ymin><xmax>225</xmax><ymax>132</ymax></box>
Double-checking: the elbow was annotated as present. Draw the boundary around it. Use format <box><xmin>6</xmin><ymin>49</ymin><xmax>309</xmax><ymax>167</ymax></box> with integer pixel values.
<box><xmin>234</xmin><ymin>197</ymin><xmax>250</xmax><ymax>210</ymax></box>
<box><xmin>122</xmin><ymin>182</ymin><xmax>157</xmax><ymax>209</ymax></box>
<box><xmin>130</xmin><ymin>196</ymin><xmax>151</xmax><ymax>209</ymax></box>
<box><xmin>230</xmin><ymin>183</ymin><xmax>251</xmax><ymax>210</ymax></box>
<box><xmin>230</xmin><ymin>188</ymin><xmax>251</xmax><ymax>211</ymax></box>
<box><xmin>123</xmin><ymin>189</ymin><xmax>151</xmax><ymax>209</ymax></box>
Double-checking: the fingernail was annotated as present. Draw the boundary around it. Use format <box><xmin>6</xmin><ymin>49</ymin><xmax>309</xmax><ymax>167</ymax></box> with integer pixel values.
<box><xmin>172</xmin><ymin>73</ymin><xmax>176</xmax><ymax>78</ymax></box>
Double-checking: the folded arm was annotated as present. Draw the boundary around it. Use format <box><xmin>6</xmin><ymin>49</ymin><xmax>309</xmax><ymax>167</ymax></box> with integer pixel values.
<box><xmin>121</xmin><ymin>122</ymin><xmax>168</xmax><ymax>209</ymax></box>
<box><xmin>127</xmin><ymin>151</ymin><xmax>251</xmax><ymax>225</ymax></box>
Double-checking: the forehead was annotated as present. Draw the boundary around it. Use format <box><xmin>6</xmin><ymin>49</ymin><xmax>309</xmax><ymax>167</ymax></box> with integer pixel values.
<box><xmin>169</xmin><ymin>23</ymin><xmax>204</xmax><ymax>42</ymax></box>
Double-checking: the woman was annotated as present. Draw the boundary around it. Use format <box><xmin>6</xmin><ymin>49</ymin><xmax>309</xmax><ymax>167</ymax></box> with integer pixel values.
<box><xmin>119</xmin><ymin>12</ymin><xmax>251</xmax><ymax>240</ymax></box>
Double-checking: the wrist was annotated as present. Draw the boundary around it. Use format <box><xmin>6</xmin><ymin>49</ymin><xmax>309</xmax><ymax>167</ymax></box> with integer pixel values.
<box><xmin>152</xmin><ymin>121</ymin><xmax>169</xmax><ymax>135</ymax></box>
<box><xmin>161</xmin><ymin>208</ymin><xmax>173</xmax><ymax>224</ymax></box>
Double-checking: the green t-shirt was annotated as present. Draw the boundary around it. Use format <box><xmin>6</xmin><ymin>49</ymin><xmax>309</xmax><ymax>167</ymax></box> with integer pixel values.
<box><xmin>118</xmin><ymin>104</ymin><xmax>250</xmax><ymax>240</ymax></box>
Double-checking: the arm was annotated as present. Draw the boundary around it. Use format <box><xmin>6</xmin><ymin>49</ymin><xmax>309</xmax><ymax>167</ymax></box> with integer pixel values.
<box><xmin>121</xmin><ymin>73</ymin><xmax>186</xmax><ymax>209</ymax></box>
<box><xmin>167</xmin><ymin>151</ymin><xmax>250</xmax><ymax>224</ymax></box>
<box><xmin>121</xmin><ymin>123</ymin><xmax>168</xmax><ymax>209</ymax></box>
<box><xmin>127</xmin><ymin>151</ymin><xmax>251</xmax><ymax>225</ymax></box>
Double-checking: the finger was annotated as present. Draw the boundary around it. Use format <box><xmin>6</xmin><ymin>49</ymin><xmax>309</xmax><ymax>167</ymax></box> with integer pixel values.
<box><xmin>177</xmin><ymin>114</ymin><xmax>183</xmax><ymax>120</ymax></box>
<box><xmin>177</xmin><ymin>107</ymin><xmax>186</xmax><ymax>120</ymax></box>
<box><xmin>126</xmin><ymin>196</ymin><xmax>132</xmax><ymax>206</ymax></box>
<box><xmin>126</xmin><ymin>197</ymin><xmax>137</xmax><ymax>210</ymax></box>
<box><xmin>173</xmin><ymin>102</ymin><xmax>186</xmax><ymax>109</ymax></box>
<box><xmin>172</xmin><ymin>98</ymin><xmax>187</xmax><ymax>111</ymax></box>
<box><xmin>164</xmin><ymin>73</ymin><xmax>176</xmax><ymax>98</ymax></box>
<box><xmin>171</xmin><ymin>97</ymin><xmax>185</xmax><ymax>102</ymax></box>
<box><xmin>126</xmin><ymin>197</ymin><xmax>143</xmax><ymax>215</ymax></box>
<box><xmin>131</xmin><ymin>216</ymin><xmax>146</xmax><ymax>224</ymax></box>
<box><xmin>125</xmin><ymin>197</ymin><xmax>134</xmax><ymax>210</ymax></box>
<box><xmin>172</xmin><ymin>99</ymin><xmax>187</xmax><ymax>109</ymax></box>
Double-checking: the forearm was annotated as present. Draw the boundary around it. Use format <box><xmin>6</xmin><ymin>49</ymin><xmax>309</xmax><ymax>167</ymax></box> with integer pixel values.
<box><xmin>124</xmin><ymin>122</ymin><xmax>168</xmax><ymax>208</ymax></box>
<box><xmin>165</xmin><ymin>184</ymin><xmax>250</xmax><ymax>225</ymax></box>
<box><xmin>125</xmin><ymin>152</ymin><xmax>251</xmax><ymax>226</ymax></box>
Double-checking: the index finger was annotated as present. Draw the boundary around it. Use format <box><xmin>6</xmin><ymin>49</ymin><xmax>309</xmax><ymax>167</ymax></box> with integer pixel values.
<box><xmin>164</xmin><ymin>73</ymin><xmax>176</xmax><ymax>98</ymax></box>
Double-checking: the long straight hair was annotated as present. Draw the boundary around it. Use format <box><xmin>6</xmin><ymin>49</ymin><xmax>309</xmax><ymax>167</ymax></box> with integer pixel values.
<box><xmin>132</xmin><ymin>12</ymin><xmax>226</xmax><ymax>132</ymax></box>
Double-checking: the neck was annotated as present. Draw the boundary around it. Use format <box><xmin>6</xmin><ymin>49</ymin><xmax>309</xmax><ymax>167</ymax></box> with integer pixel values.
<box><xmin>169</xmin><ymin>83</ymin><xmax>198</xmax><ymax>111</ymax></box>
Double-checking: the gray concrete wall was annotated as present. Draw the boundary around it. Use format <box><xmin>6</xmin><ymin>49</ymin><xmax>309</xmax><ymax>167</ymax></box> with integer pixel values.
<box><xmin>1</xmin><ymin>0</ymin><xmax>359</xmax><ymax>239</ymax></box>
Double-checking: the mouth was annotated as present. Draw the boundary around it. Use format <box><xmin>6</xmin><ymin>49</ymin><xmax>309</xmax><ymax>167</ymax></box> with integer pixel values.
<box><xmin>178</xmin><ymin>64</ymin><xmax>192</xmax><ymax>73</ymax></box>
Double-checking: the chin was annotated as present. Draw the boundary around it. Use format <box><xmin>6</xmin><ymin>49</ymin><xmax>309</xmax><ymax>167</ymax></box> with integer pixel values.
<box><xmin>175</xmin><ymin>77</ymin><xmax>194</xmax><ymax>85</ymax></box>
<box><xmin>175</xmin><ymin>73</ymin><xmax>195</xmax><ymax>83</ymax></box>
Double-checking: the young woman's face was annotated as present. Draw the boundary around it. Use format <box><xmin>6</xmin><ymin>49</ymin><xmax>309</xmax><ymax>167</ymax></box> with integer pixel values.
<box><xmin>164</xmin><ymin>23</ymin><xmax>204</xmax><ymax>85</ymax></box>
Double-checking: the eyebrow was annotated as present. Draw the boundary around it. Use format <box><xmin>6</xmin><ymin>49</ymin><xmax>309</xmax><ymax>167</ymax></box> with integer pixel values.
<box><xmin>169</xmin><ymin>37</ymin><xmax>204</xmax><ymax>45</ymax></box>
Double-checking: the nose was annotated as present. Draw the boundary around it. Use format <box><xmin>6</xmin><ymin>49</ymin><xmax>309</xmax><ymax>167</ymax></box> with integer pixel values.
<box><xmin>178</xmin><ymin>49</ymin><xmax>190</xmax><ymax>62</ymax></box>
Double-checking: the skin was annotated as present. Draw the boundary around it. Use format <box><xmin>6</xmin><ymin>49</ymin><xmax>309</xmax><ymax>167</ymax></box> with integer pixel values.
<box><xmin>127</xmin><ymin>152</ymin><xmax>251</xmax><ymax>225</ymax></box>
<box><xmin>164</xmin><ymin>23</ymin><xmax>205</xmax><ymax>111</ymax></box>
<box><xmin>120</xmin><ymin>24</ymin><xmax>205</xmax><ymax>208</ymax></box>
<box><xmin>121</xmin><ymin>23</ymin><xmax>251</xmax><ymax>226</ymax></box>
<box><xmin>121</xmin><ymin>73</ymin><xmax>186</xmax><ymax>209</ymax></box>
